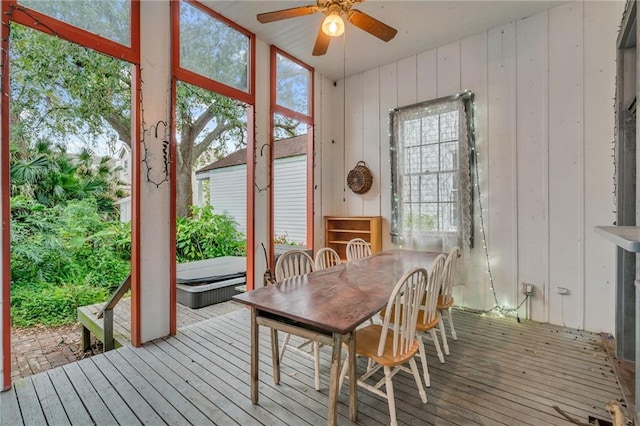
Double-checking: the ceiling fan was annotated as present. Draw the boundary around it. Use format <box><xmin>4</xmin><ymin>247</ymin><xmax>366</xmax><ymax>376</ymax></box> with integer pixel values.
<box><xmin>256</xmin><ymin>0</ymin><xmax>398</xmax><ymax>56</ymax></box>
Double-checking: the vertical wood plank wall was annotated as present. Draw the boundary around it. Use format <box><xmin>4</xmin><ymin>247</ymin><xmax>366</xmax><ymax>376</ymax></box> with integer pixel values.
<box><xmin>320</xmin><ymin>1</ymin><xmax>623</xmax><ymax>332</ymax></box>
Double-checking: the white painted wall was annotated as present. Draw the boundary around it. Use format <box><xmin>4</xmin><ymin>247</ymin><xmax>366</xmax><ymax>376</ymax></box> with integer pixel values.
<box><xmin>321</xmin><ymin>0</ymin><xmax>623</xmax><ymax>332</ymax></box>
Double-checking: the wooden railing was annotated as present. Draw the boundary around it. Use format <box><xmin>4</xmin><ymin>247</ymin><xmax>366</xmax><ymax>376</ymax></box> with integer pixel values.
<box><xmin>96</xmin><ymin>274</ymin><xmax>131</xmax><ymax>351</ymax></box>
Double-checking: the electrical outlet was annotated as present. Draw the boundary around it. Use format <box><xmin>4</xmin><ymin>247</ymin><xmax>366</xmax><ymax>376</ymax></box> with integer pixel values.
<box><xmin>556</xmin><ymin>287</ymin><xmax>570</xmax><ymax>295</ymax></box>
<box><xmin>521</xmin><ymin>283</ymin><xmax>534</xmax><ymax>295</ymax></box>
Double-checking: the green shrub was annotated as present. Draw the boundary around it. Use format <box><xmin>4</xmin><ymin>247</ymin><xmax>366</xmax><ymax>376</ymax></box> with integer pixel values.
<box><xmin>10</xmin><ymin>201</ymin><xmax>246</xmax><ymax>326</ymax></box>
<box><xmin>176</xmin><ymin>205</ymin><xmax>246</xmax><ymax>262</ymax></box>
<box><xmin>11</xmin><ymin>197</ymin><xmax>130</xmax><ymax>290</ymax></box>
<box><xmin>11</xmin><ymin>283</ymin><xmax>108</xmax><ymax>326</ymax></box>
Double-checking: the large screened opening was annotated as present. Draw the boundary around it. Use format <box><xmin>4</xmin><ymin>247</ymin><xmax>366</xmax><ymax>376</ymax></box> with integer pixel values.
<box><xmin>172</xmin><ymin>0</ymin><xmax>255</xmax><ymax>303</ymax></box>
<box><xmin>3</xmin><ymin>0</ymin><xmax>138</xmax><ymax>386</ymax></box>
<box><xmin>270</xmin><ymin>48</ymin><xmax>313</xmax><ymax>263</ymax></box>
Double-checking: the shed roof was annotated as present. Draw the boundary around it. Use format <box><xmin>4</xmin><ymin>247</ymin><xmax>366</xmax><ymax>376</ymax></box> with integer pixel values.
<box><xmin>196</xmin><ymin>135</ymin><xmax>307</xmax><ymax>174</ymax></box>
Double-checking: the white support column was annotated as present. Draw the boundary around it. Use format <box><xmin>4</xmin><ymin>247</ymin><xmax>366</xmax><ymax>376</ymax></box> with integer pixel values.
<box><xmin>135</xmin><ymin>0</ymin><xmax>172</xmax><ymax>343</ymax></box>
<box><xmin>253</xmin><ymin>39</ymin><xmax>271</xmax><ymax>288</ymax></box>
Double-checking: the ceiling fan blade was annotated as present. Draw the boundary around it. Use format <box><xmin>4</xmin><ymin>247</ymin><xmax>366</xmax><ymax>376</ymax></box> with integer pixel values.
<box><xmin>312</xmin><ymin>25</ymin><xmax>331</xmax><ymax>56</ymax></box>
<box><xmin>347</xmin><ymin>9</ymin><xmax>397</xmax><ymax>42</ymax></box>
<box><xmin>257</xmin><ymin>5</ymin><xmax>319</xmax><ymax>23</ymax></box>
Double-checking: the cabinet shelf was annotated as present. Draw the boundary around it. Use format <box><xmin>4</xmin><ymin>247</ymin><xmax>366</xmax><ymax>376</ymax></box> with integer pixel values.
<box><xmin>325</xmin><ymin>216</ymin><xmax>382</xmax><ymax>261</ymax></box>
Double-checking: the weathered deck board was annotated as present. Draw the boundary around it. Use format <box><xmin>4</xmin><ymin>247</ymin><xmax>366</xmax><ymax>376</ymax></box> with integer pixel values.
<box><xmin>46</xmin><ymin>366</ymin><xmax>94</xmax><ymax>425</ymax></box>
<box><xmin>1</xmin><ymin>307</ymin><xmax>629</xmax><ymax>426</ymax></box>
<box><xmin>0</xmin><ymin>386</ymin><xmax>23</xmax><ymax>426</ymax></box>
<box><xmin>75</xmin><ymin>357</ymin><xmax>141</xmax><ymax>425</ymax></box>
<box><xmin>11</xmin><ymin>380</ymin><xmax>46</xmax><ymax>425</ymax></box>
<box><xmin>30</xmin><ymin>372</ymin><xmax>68</xmax><ymax>425</ymax></box>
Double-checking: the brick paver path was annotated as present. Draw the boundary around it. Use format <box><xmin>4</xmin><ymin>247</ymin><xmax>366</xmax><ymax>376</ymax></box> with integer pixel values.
<box><xmin>10</xmin><ymin>300</ymin><xmax>244</xmax><ymax>380</ymax></box>
<box><xmin>10</xmin><ymin>323</ymin><xmax>91</xmax><ymax>380</ymax></box>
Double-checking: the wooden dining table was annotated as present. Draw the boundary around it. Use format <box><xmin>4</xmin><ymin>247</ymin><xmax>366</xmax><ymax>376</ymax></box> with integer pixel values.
<box><xmin>232</xmin><ymin>249</ymin><xmax>441</xmax><ymax>425</ymax></box>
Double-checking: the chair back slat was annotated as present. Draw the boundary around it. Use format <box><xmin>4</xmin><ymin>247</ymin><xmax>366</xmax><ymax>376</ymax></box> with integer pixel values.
<box><xmin>275</xmin><ymin>249</ymin><xmax>315</xmax><ymax>282</ymax></box>
<box><xmin>441</xmin><ymin>246</ymin><xmax>460</xmax><ymax>298</ymax></box>
<box><xmin>421</xmin><ymin>254</ymin><xmax>446</xmax><ymax>325</ymax></box>
<box><xmin>315</xmin><ymin>247</ymin><xmax>341</xmax><ymax>270</ymax></box>
<box><xmin>378</xmin><ymin>267</ymin><xmax>428</xmax><ymax>357</ymax></box>
<box><xmin>346</xmin><ymin>238</ymin><xmax>371</xmax><ymax>261</ymax></box>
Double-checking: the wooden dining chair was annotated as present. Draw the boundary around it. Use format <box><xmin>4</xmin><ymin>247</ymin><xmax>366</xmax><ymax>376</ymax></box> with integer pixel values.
<box><xmin>379</xmin><ymin>254</ymin><xmax>446</xmax><ymax>386</ymax></box>
<box><xmin>346</xmin><ymin>238</ymin><xmax>371</xmax><ymax>261</ymax></box>
<box><xmin>314</xmin><ymin>247</ymin><xmax>341</xmax><ymax>270</ymax></box>
<box><xmin>437</xmin><ymin>246</ymin><xmax>460</xmax><ymax>356</ymax></box>
<box><xmin>339</xmin><ymin>267</ymin><xmax>429</xmax><ymax>426</ymax></box>
<box><xmin>274</xmin><ymin>249</ymin><xmax>322</xmax><ymax>390</ymax></box>
<box><xmin>415</xmin><ymin>254</ymin><xmax>446</xmax><ymax>386</ymax></box>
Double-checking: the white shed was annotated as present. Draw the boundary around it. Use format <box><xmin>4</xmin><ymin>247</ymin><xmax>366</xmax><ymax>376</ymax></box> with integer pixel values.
<box><xmin>196</xmin><ymin>135</ymin><xmax>307</xmax><ymax>244</ymax></box>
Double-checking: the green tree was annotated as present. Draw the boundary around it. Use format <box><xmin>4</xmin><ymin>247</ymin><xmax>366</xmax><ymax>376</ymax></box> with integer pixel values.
<box><xmin>9</xmin><ymin>22</ymin><xmax>247</xmax><ymax>217</ymax></box>
<box><xmin>10</xmin><ymin>140</ymin><xmax>122</xmax><ymax>216</ymax></box>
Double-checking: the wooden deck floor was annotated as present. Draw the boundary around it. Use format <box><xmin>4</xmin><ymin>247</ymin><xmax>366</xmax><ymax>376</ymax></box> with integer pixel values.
<box><xmin>1</xmin><ymin>306</ymin><xmax>628</xmax><ymax>425</ymax></box>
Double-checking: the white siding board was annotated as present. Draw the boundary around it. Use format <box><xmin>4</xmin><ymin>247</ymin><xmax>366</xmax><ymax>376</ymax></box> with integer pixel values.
<box><xmin>437</xmin><ymin>41</ymin><xmax>461</xmax><ymax>97</ymax></box>
<box><xmin>274</xmin><ymin>156</ymin><xmax>308</xmax><ymax>244</ymax></box>
<box><xmin>362</xmin><ymin>68</ymin><xmax>381</xmax><ymax>216</ymax></box>
<box><xmin>487</xmin><ymin>23</ymin><xmax>518</xmax><ymax>310</ymax></box>
<box><xmin>345</xmin><ymin>74</ymin><xmax>364</xmax><ymax>215</ymax></box>
<box><xmin>460</xmin><ymin>32</ymin><xmax>489</xmax><ymax>310</ymax></box>
<box><xmin>515</xmin><ymin>12</ymin><xmax>549</xmax><ymax>322</ymax></box>
<box><xmin>417</xmin><ymin>49</ymin><xmax>438</xmax><ymax>102</ymax></box>
<box><xmin>318</xmin><ymin>75</ymin><xmax>335</xmax><ymax>248</ymax></box>
<box><xmin>379</xmin><ymin>63</ymin><xmax>397</xmax><ymax>251</ymax></box>
<box><xmin>397</xmin><ymin>55</ymin><xmax>417</xmax><ymax>106</ymax></box>
<box><xmin>582</xmin><ymin>1</ymin><xmax>621</xmax><ymax>333</ymax></box>
<box><xmin>548</xmin><ymin>2</ymin><xmax>584</xmax><ymax>329</ymax></box>
<box><xmin>322</xmin><ymin>80</ymin><xmax>347</xmax><ymax>216</ymax></box>
<box><xmin>332</xmin><ymin>79</ymin><xmax>347</xmax><ymax>217</ymax></box>
<box><xmin>209</xmin><ymin>166</ymin><xmax>248</xmax><ymax>234</ymax></box>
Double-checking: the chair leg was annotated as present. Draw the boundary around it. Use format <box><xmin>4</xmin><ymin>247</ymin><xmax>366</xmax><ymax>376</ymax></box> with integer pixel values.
<box><xmin>313</xmin><ymin>341</ymin><xmax>320</xmax><ymax>391</ymax></box>
<box><xmin>430</xmin><ymin>328</ymin><xmax>445</xmax><ymax>364</ymax></box>
<box><xmin>447</xmin><ymin>308</ymin><xmax>457</xmax><ymax>340</ymax></box>
<box><xmin>383</xmin><ymin>366</ymin><xmax>398</xmax><ymax>426</ymax></box>
<box><xmin>279</xmin><ymin>333</ymin><xmax>291</xmax><ymax>362</ymax></box>
<box><xmin>417</xmin><ymin>336</ymin><xmax>430</xmax><ymax>387</ymax></box>
<box><xmin>438</xmin><ymin>316</ymin><xmax>450</xmax><ymax>355</ymax></box>
<box><xmin>409</xmin><ymin>358</ymin><xmax>427</xmax><ymax>404</ymax></box>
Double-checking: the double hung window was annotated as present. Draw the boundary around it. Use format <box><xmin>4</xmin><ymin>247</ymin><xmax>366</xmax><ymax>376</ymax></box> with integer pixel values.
<box><xmin>390</xmin><ymin>93</ymin><xmax>475</xmax><ymax>252</ymax></box>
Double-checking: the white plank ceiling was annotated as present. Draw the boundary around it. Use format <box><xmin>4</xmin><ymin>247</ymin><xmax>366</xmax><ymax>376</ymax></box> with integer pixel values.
<box><xmin>204</xmin><ymin>1</ymin><xmax>569</xmax><ymax>80</ymax></box>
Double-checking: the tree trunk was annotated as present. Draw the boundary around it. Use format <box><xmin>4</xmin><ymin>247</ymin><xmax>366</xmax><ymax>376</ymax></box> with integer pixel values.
<box><xmin>176</xmin><ymin>171</ymin><xmax>193</xmax><ymax>217</ymax></box>
<box><xmin>175</xmin><ymin>135</ymin><xmax>193</xmax><ymax>217</ymax></box>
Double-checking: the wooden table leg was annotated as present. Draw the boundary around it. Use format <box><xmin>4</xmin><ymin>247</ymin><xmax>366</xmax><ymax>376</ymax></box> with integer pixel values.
<box><xmin>348</xmin><ymin>332</ymin><xmax>357</xmax><ymax>421</ymax></box>
<box><xmin>251</xmin><ymin>308</ymin><xmax>259</xmax><ymax>404</ymax></box>
<box><xmin>270</xmin><ymin>328</ymin><xmax>280</xmax><ymax>384</ymax></box>
<box><xmin>327</xmin><ymin>333</ymin><xmax>343</xmax><ymax>426</ymax></box>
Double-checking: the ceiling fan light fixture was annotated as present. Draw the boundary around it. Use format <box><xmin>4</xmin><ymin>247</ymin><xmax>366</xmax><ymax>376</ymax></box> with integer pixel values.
<box><xmin>321</xmin><ymin>10</ymin><xmax>345</xmax><ymax>37</ymax></box>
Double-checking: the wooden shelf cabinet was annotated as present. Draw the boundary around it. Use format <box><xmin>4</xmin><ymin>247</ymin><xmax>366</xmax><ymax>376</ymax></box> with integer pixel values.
<box><xmin>324</xmin><ymin>216</ymin><xmax>382</xmax><ymax>261</ymax></box>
